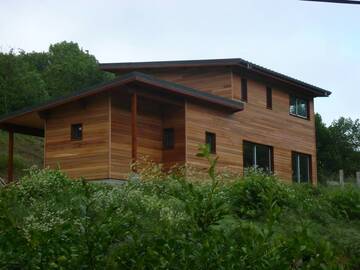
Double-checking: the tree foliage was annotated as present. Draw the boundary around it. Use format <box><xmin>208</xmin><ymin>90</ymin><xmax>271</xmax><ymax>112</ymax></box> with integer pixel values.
<box><xmin>0</xmin><ymin>41</ymin><xmax>114</xmax><ymax>115</ymax></box>
<box><xmin>316</xmin><ymin>113</ymin><xmax>360</xmax><ymax>181</ymax></box>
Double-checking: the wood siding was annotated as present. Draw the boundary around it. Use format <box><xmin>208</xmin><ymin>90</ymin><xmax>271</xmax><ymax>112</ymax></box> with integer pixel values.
<box><xmin>45</xmin><ymin>93</ymin><xmax>110</xmax><ymax>180</ymax></box>
<box><xmin>110</xmin><ymin>92</ymin><xmax>186</xmax><ymax>179</ymax></box>
<box><xmin>144</xmin><ymin>67</ymin><xmax>233</xmax><ymax>99</ymax></box>
<box><xmin>43</xmin><ymin>67</ymin><xmax>318</xmax><ymax>184</ymax></box>
<box><xmin>185</xmin><ymin>70</ymin><xmax>317</xmax><ymax>183</ymax></box>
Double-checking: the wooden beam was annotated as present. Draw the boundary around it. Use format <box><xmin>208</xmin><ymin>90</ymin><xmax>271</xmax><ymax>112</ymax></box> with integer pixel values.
<box><xmin>8</xmin><ymin>131</ymin><xmax>14</xmax><ymax>183</ymax></box>
<box><xmin>131</xmin><ymin>92</ymin><xmax>138</xmax><ymax>168</ymax></box>
<box><xmin>0</xmin><ymin>123</ymin><xmax>44</xmax><ymax>137</ymax></box>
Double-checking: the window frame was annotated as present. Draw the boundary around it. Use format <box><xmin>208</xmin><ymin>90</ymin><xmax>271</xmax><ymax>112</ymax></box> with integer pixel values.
<box><xmin>71</xmin><ymin>123</ymin><xmax>83</xmax><ymax>141</ymax></box>
<box><xmin>241</xmin><ymin>78</ymin><xmax>248</xmax><ymax>102</ymax></box>
<box><xmin>163</xmin><ymin>128</ymin><xmax>175</xmax><ymax>150</ymax></box>
<box><xmin>289</xmin><ymin>95</ymin><xmax>310</xmax><ymax>120</ymax></box>
<box><xmin>205</xmin><ymin>131</ymin><xmax>216</xmax><ymax>154</ymax></box>
<box><xmin>292</xmin><ymin>151</ymin><xmax>312</xmax><ymax>184</ymax></box>
<box><xmin>243</xmin><ymin>140</ymin><xmax>274</xmax><ymax>173</ymax></box>
<box><xmin>266</xmin><ymin>86</ymin><xmax>272</xmax><ymax>109</ymax></box>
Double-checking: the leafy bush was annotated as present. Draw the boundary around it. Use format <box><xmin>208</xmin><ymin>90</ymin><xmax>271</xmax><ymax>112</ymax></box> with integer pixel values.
<box><xmin>0</xmin><ymin>148</ymin><xmax>359</xmax><ymax>269</ymax></box>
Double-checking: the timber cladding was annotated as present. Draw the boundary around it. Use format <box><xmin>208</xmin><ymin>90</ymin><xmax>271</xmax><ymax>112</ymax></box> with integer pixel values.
<box><xmin>185</xmin><ymin>71</ymin><xmax>317</xmax><ymax>183</ymax></box>
<box><xmin>42</xmin><ymin>66</ymin><xmax>318</xmax><ymax>183</ymax></box>
<box><xmin>45</xmin><ymin>93</ymin><xmax>110</xmax><ymax>180</ymax></box>
<box><xmin>110</xmin><ymin>92</ymin><xmax>186</xmax><ymax>179</ymax></box>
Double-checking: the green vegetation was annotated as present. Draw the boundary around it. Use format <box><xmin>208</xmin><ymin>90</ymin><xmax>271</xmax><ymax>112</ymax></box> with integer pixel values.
<box><xmin>0</xmin><ymin>41</ymin><xmax>114</xmax><ymax>116</ymax></box>
<box><xmin>0</xmin><ymin>147</ymin><xmax>359</xmax><ymax>269</ymax></box>
<box><xmin>0</xmin><ymin>130</ymin><xmax>43</xmax><ymax>180</ymax></box>
<box><xmin>316</xmin><ymin>114</ymin><xmax>360</xmax><ymax>183</ymax></box>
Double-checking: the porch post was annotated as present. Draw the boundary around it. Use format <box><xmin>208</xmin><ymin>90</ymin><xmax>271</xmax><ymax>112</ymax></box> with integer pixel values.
<box><xmin>131</xmin><ymin>92</ymin><xmax>138</xmax><ymax>169</ymax></box>
<box><xmin>7</xmin><ymin>130</ymin><xmax>14</xmax><ymax>183</ymax></box>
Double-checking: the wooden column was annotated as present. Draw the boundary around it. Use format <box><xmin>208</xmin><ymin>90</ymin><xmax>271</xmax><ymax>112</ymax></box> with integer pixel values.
<box><xmin>131</xmin><ymin>92</ymin><xmax>138</xmax><ymax>168</ymax></box>
<box><xmin>7</xmin><ymin>130</ymin><xmax>14</xmax><ymax>183</ymax></box>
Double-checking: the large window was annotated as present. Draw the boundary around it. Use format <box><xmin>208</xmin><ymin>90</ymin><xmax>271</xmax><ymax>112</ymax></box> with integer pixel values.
<box><xmin>243</xmin><ymin>141</ymin><xmax>273</xmax><ymax>172</ymax></box>
<box><xmin>290</xmin><ymin>95</ymin><xmax>309</xmax><ymax>118</ymax></box>
<box><xmin>292</xmin><ymin>152</ymin><xmax>311</xmax><ymax>183</ymax></box>
<box><xmin>71</xmin><ymin>123</ymin><xmax>83</xmax><ymax>141</ymax></box>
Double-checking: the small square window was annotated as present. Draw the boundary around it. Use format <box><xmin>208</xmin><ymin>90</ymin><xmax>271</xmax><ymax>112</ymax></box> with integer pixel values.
<box><xmin>71</xmin><ymin>124</ymin><xmax>83</xmax><ymax>141</ymax></box>
<box><xmin>205</xmin><ymin>132</ymin><xmax>216</xmax><ymax>154</ymax></box>
<box><xmin>163</xmin><ymin>128</ymin><xmax>174</xmax><ymax>150</ymax></box>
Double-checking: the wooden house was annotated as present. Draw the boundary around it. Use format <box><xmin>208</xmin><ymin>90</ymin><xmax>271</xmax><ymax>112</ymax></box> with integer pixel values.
<box><xmin>0</xmin><ymin>58</ymin><xmax>331</xmax><ymax>184</ymax></box>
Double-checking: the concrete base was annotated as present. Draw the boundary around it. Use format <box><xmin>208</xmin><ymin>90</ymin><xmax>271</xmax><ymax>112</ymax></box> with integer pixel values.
<box><xmin>90</xmin><ymin>179</ymin><xmax>127</xmax><ymax>185</ymax></box>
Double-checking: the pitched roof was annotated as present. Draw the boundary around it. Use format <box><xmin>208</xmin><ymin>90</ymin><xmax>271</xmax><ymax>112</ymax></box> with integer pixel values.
<box><xmin>0</xmin><ymin>71</ymin><xmax>244</xmax><ymax>125</ymax></box>
<box><xmin>100</xmin><ymin>58</ymin><xmax>332</xmax><ymax>97</ymax></box>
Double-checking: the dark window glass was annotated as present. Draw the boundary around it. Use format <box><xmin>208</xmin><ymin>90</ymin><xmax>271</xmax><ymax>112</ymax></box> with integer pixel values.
<box><xmin>266</xmin><ymin>87</ymin><xmax>272</xmax><ymax>109</ymax></box>
<box><xmin>71</xmin><ymin>124</ymin><xmax>83</xmax><ymax>140</ymax></box>
<box><xmin>205</xmin><ymin>132</ymin><xmax>216</xmax><ymax>154</ymax></box>
<box><xmin>163</xmin><ymin>128</ymin><xmax>175</xmax><ymax>149</ymax></box>
<box><xmin>292</xmin><ymin>152</ymin><xmax>311</xmax><ymax>183</ymax></box>
<box><xmin>290</xmin><ymin>95</ymin><xmax>308</xmax><ymax>118</ymax></box>
<box><xmin>243</xmin><ymin>141</ymin><xmax>273</xmax><ymax>172</ymax></box>
<box><xmin>241</xmin><ymin>78</ymin><xmax>248</xmax><ymax>102</ymax></box>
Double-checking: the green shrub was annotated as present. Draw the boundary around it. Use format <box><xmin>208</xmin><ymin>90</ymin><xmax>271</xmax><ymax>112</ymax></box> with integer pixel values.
<box><xmin>0</xmin><ymin>149</ymin><xmax>359</xmax><ymax>269</ymax></box>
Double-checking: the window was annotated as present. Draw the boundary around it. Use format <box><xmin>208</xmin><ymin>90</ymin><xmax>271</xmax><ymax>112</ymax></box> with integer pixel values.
<box><xmin>266</xmin><ymin>87</ymin><xmax>272</xmax><ymax>109</ymax></box>
<box><xmin>163</xmin><ymin>128</ymin><xmax>174</xmax><ymax>149</ymax></box>
<box><xmin>243</xmin><ymin>141</ymin><xmax>273</xmax><ymax>172</ymax></box>
<box><xmin>205</xmin><ymin>132</ymin><xmax>216</xmax><ymax>154</ymax></box>
<box><xmin>290</xmin><ymin>95</ymin><xmax>309</xmax><ymax>118</ymax></box>
<box><xmin>71</xmin><ymin>124</ymin><xmax>83</xmax><ymax>140</ymax></box>
<box><xmin>241</xmin><ymin>78</ymin><xmax>248</xmax><ymax>102</ymax></box>
<box><xmin>292</xmin><ymin>152</ymin><xmax>311</xmax><ymax>183</ymax></box>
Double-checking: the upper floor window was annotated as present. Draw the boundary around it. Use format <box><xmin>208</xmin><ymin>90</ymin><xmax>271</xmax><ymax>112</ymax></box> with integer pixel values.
<box><xmin>292</xmin><ymin>152</ymin><xmax>311</xmax><ymax>183</ymax></box>
<box><xmin>243</xmin><ymin>141</ymin><xmax>273</xmax><ymax>173</ymax></box>
<box><xmin>241</xmin><ymin>78</ymin><xmax>248</xmax><ymax>102</ymax></box>
<box><xmin>163</xmin><ymin>128</ymin><xmax>175</xmax><ymax>150</ymax></box>
<box><xmin>205</xmin><ymin>131</ymin><xmax>216</xmax><ymax>154</ymax></box>
<box><xmin>266</xmin><ymin>87</ymin><xmax>272</xmax><ymax>109</ymax></box>
<box><xmin>290</xmin><ymin>95</ymin><xmax>309</xmax><ymax>119</ymax></box>
<box><xmin>71</xmin><ymin>123</ymin><xmax>83</xmax><ymax>141</ymax></box>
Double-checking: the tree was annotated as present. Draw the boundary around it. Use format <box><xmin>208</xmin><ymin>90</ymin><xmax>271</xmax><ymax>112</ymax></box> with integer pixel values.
<box><xmin>42</xmin><ymin>41</ymin><xmax>113</xmax><ymax>97</ymax></box>
<box><xmin>316</xmin><ymin>114</ymin><xmax>360</xmax><ymax>181</ymax></box>
<box><xmin>0</xmin><ymin>51</ymin><xmax>48</xmax><ymax>115</ymax></box>
<box><xmin>0</xmin><ymin>41</ymin><xmax>114</xmax><ymax>115</ymax></box>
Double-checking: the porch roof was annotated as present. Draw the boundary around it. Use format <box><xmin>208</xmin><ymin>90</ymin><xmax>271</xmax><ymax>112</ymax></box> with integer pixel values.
<box><xmin>0</xmin><ymin>71</ymin><xmax>244</xmax><ymax>136</ymax></box>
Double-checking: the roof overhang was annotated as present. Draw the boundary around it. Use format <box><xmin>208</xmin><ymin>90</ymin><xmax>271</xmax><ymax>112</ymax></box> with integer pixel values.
<box><xmin>0</xmin><ymin>72</ymin><xmax>244</xmax><ymax>136</ymax></box>
<box><xmin>100</xmin><ymin>58</ymin><xmax>332</xmax><ymax>97</ymax></box>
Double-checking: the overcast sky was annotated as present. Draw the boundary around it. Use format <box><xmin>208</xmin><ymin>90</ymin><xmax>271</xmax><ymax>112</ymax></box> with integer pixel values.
<box><xmin>0</xmin><ymin>0</ymin><xmax>359</xmax><ymax>124</ymax></box>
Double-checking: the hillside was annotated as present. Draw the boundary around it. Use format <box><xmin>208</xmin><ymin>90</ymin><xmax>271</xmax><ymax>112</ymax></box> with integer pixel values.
<box><xmin>0</xmin><ymin>130</ymin><xmax>43</xmax><ymax>180</ymax></box>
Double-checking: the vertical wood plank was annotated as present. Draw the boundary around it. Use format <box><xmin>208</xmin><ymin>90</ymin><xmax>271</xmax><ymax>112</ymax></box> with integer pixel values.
<box><xmin>131</xmin><ymin>92</ymin><xmax>138</xmax><ymax>166</ymax></box>
<box><xmin>8</xmin><ymin>130</ymin><xmax>14</xmax><ymax>183</ymax></box>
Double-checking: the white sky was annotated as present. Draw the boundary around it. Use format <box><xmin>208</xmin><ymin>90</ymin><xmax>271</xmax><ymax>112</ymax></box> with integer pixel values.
<box><xmin>0</xmin><ymin>0</ymin><xmax>359</xmax><ymax>124</ymax></box>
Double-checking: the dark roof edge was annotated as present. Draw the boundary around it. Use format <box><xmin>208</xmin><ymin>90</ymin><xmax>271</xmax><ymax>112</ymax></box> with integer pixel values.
<box><xmin>0</xmin><ymin>71</ymin><xmax>243</xmax><ymax>124</ymax></box>
<box><xmin>100</xmin><ymin>58</ymin><xmax>332</xmax><ymax>97</ymax></box>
